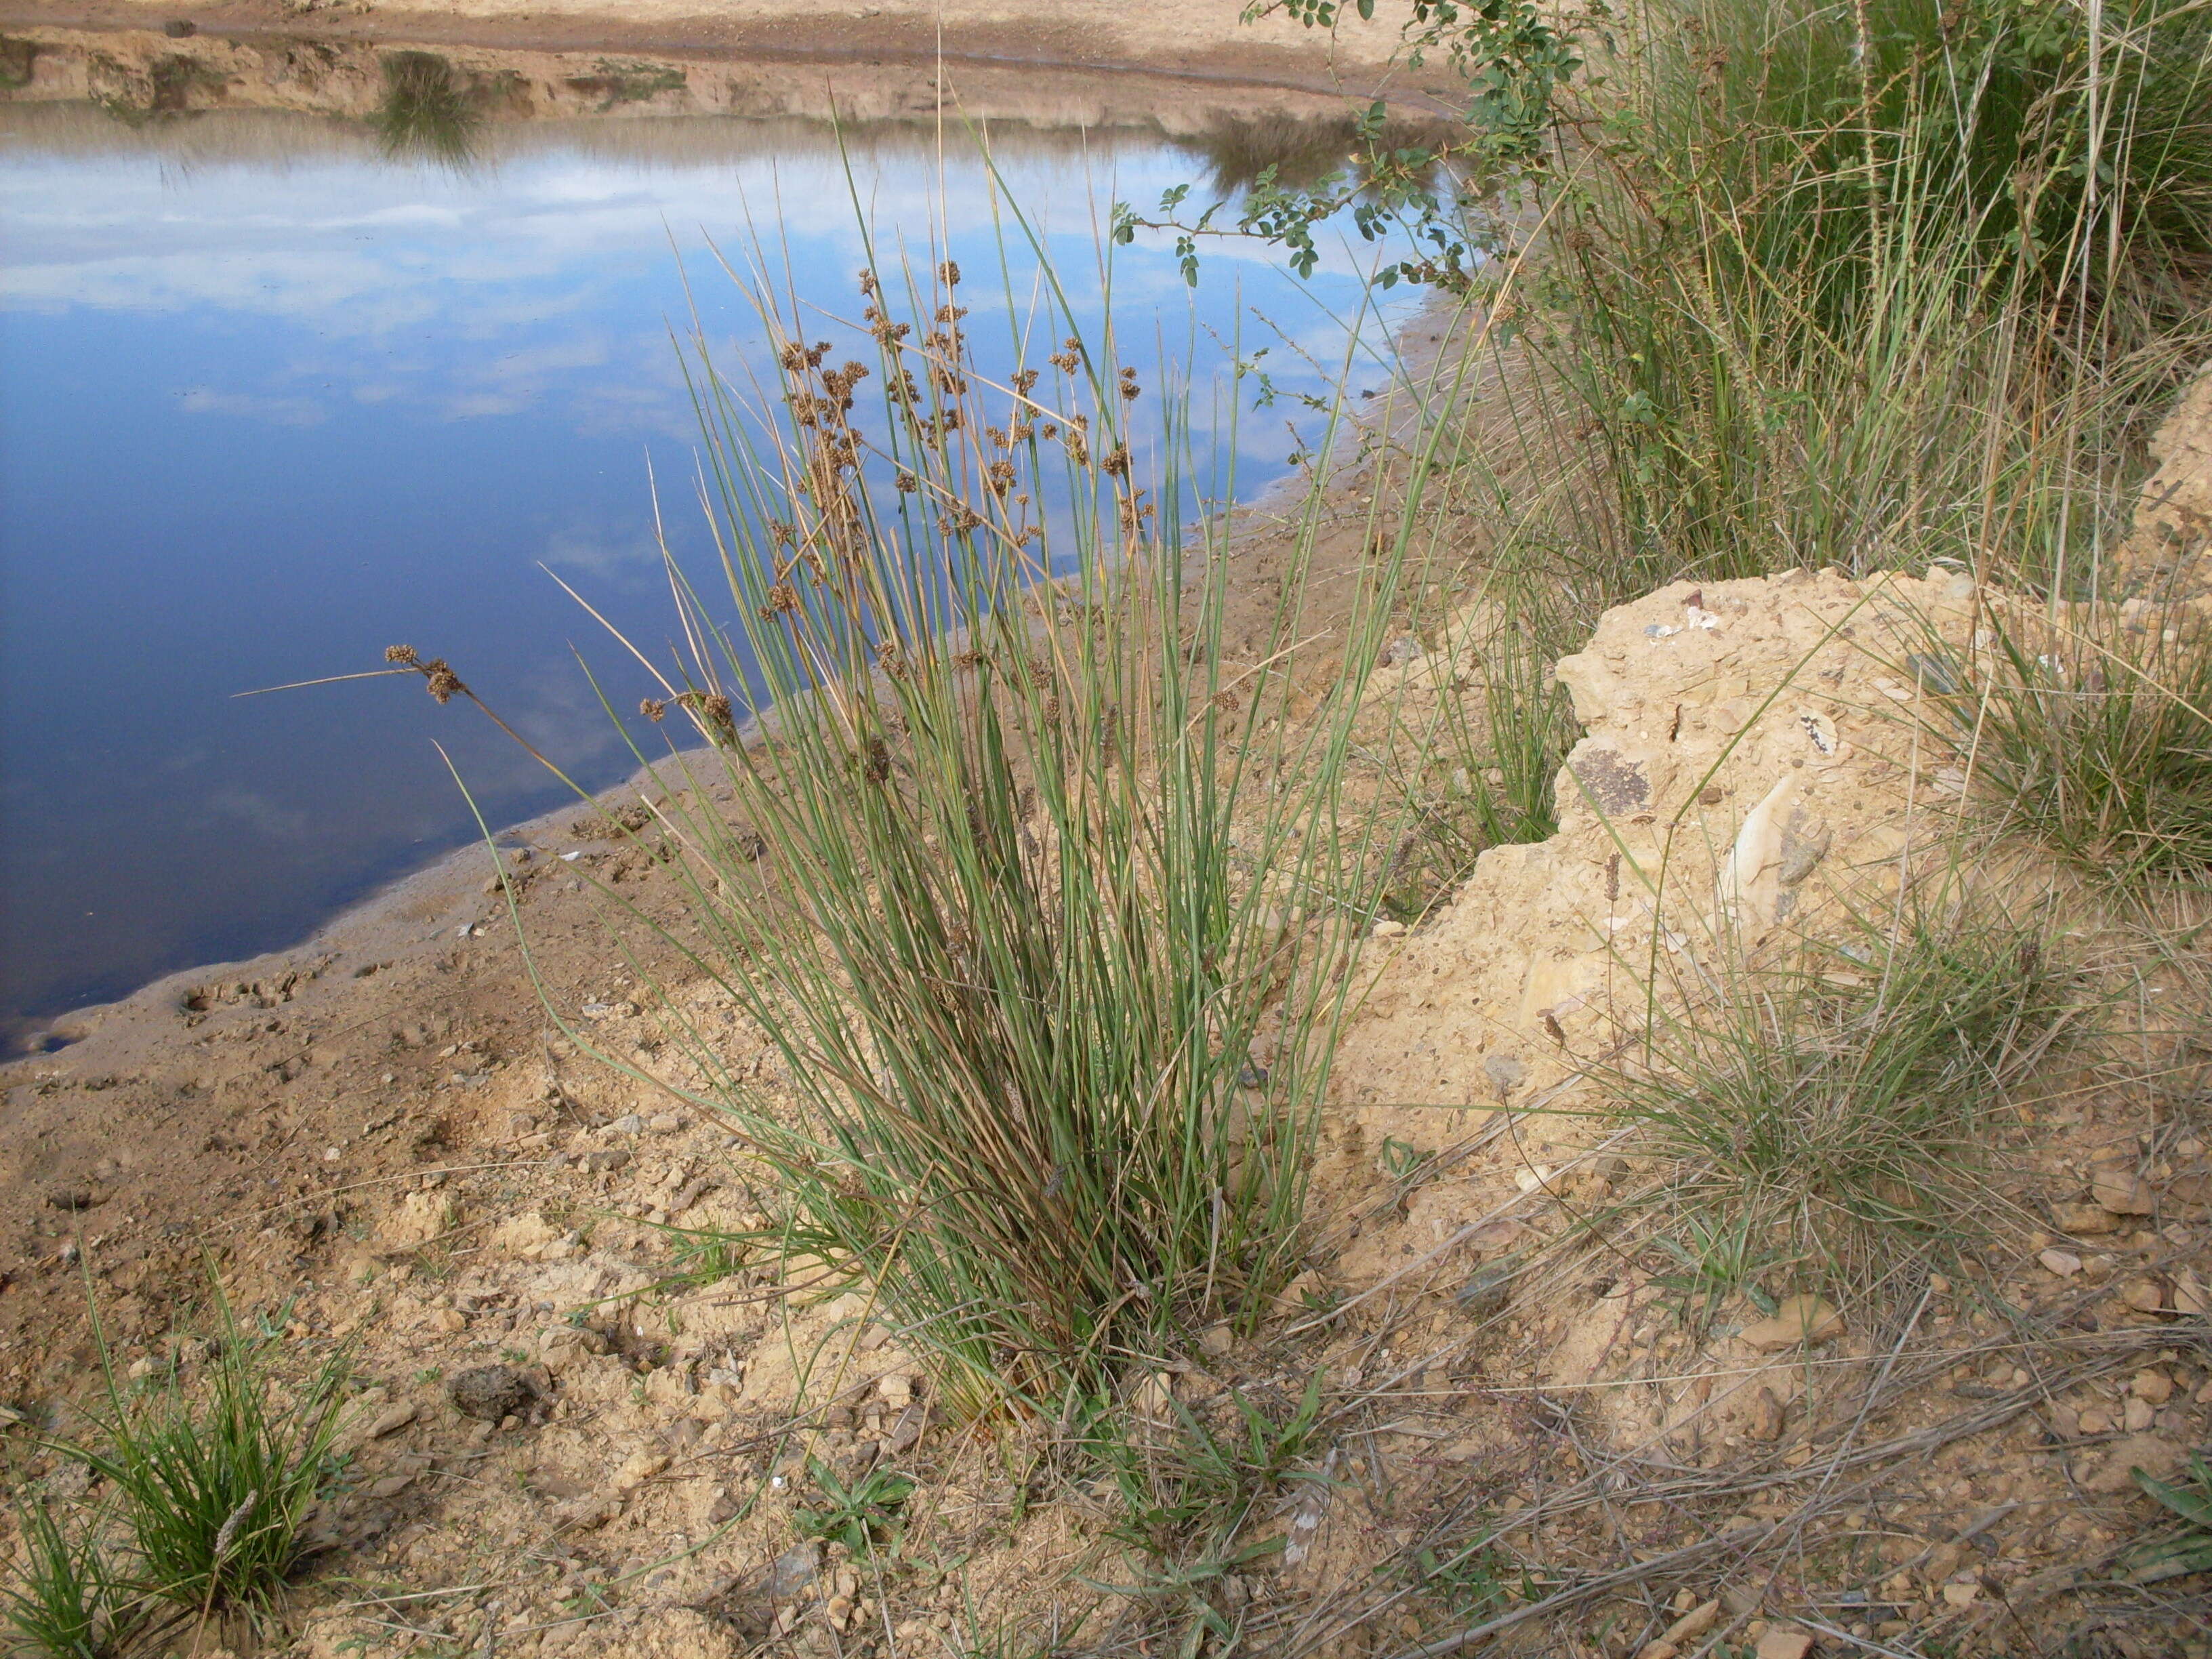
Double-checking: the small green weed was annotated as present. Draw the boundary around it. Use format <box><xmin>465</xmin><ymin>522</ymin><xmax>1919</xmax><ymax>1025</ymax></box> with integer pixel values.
<box><xmin>1086</xmin><ymin>1372</ymin><xmax>1327</xmax><ymax>1562</ymax></box>
<box><xmin>1077</xmin><ymin>1378</ymin><xmax>1325</xmax><ymax>1650</ymax></box>
<box><xmin>2131</xmin><ymin>1454</ymin><xmax>2212</xmax><ymax>1581</ymax></box>
<box><xmin>1647</xmin><ymin>1211</ymin><xmax>1780</xmax><ymax>1325</ymax></box>
<box><xmin>651</xmin><ymin>1220</ymin><xmax>771</xmax><ymax>1294</ymax></box>
<box><xmin>1409</xmin><ymin>1536</ymin><xmax>1512</xmax><ymax>1622</ymax></box>
<box><xmin>794</xmin><ymin>1457</ymin><xmax>914</xmax><ymax>1558</ymax></box>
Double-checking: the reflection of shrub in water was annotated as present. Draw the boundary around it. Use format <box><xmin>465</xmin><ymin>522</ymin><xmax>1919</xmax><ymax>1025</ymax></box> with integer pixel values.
<box><xmin>374</xmin><ymin>50</ymin><xmax>480</xmax><ymax>163</ymax></box>
<box><xmin>87</xmin><ymin>49</ymin><xmax>232</xmax><ymax>127</ymax></box>
<box><xmin>0</xmin><ymin>35</ymin><xmax>38</xmax><ymax>91</ymax></box>
<box><xmin>1179</xmin><ymin>112</ymin><xmax>1454</xmax><ymax>195</ymax></box>
<box><xmin>562</xmin><ymin>58</ymin><xmax>687</xmax><ymax>109</ymax></box>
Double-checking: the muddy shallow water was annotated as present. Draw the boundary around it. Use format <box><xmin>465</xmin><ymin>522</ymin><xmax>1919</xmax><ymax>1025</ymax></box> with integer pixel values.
<box><xmin>0</xmin><ymin>82</ymin><xmax>1408</xmax><ymax>1046</ymax></box>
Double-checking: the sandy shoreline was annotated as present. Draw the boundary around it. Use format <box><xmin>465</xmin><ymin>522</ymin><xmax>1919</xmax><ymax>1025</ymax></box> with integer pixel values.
<box><xmin>0</xmin><ymin>0</ymin><xmax>1415</xmax><ymax>87</ymax></box>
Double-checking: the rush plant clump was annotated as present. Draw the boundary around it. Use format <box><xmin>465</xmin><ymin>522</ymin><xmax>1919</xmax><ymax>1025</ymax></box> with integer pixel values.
<box><xmin>409</xmin><ymin>223</ymin><xmax>1425</xmax><ymax>1419</ymax></box>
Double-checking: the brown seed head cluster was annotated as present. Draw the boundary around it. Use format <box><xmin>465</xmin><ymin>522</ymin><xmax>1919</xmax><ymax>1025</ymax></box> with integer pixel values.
<box><xmin>861</xmin><ymin>734</ymin><xmax>893</xmax><ymax>784</ymax></box>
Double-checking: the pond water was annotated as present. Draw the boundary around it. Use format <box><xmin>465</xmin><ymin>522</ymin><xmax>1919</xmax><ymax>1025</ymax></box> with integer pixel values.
<box><xmin>0</xmin><ymin>97</ymin><xmax>1403</xmax><ymax>1046</ymax></box>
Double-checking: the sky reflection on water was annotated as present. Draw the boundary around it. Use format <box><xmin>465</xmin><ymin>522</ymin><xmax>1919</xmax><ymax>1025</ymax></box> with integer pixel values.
<box><xmin>0</xmin><ymin>108</ymin><xmax>1398</xmax><ymax>1041</ymax></box>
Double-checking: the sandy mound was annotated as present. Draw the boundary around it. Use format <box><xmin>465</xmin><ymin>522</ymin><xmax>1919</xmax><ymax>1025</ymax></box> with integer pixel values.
<box><xmin>1340</xmin><ymin>565</ymin><xmax>1984</xmax><ymax>1154</ymax></box>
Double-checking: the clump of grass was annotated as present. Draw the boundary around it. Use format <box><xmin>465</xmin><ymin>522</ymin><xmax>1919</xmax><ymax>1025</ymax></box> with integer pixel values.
<box><xmin>488</xmin><ymin>225</ymin><xmax>1412</xmax><ymax>1418</ymax></box>
<box><xmin>1945</xmin><ymin>607</ymin><xmax>2212</xmax><ymax>886</ymax></box>
<box><xmin>1</xmin><ymin>1497</ymin><xmax>138</xmax><ymax>1658</ymax></box>
<box><xmin>52</xmin><ymin>1289</ymin><xmax>350</xmax><ymax>1615</ymax></box>
<box><xmin>0</xmin><ymin>36</ymin><xmax>37</xmax><ymax>92</ymax></box>
<box><xmin>2131</xmin><ymin>1454</ymin><xmax>2212</xmax><ymax>1582</ymax></box>
<box><xmin>1378</xmin><ymin>579</ymin><xmax>1580</xmax><ymax>918</ymax></box>
<box><xmin>373</xmin><ymin>51</ymin><xmax>480</xmax><ymax>164</ymax></box>
<box><xmin>1604</xmin><ymin>904</ymin><xmax>2081</xmax><ymax>1290</ymax></box>
<box><xmin>1535</xmin><ymin>0</ymin><xmax>2212</xmax><ymax>600</ymax></box>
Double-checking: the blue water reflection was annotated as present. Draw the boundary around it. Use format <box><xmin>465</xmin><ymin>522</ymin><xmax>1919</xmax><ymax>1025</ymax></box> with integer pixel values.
<box><xmin>0</xmin><ymin>109</ymin><xmax>1394</xmax><ymax>1041</ymax></box>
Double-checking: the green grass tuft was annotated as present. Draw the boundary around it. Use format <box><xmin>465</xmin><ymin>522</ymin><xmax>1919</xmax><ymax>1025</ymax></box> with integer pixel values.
<box><xmin>0</xmin><ymin>1496</ymin><xmax>138</xmax><ymax>1659</ymax></box>
<box><xmin>373</xmin><ymin>51</ymin><xmax>481</xmax><ymax>164</ymax></box>
<box><xmin>1944</xmin><ymin>606</ymin><xmax>2212</xmax><ymax>886</ymax></box>
<box><xmin>1604</xmin><ymin>903</ymin><xmax>2081</xmax><ymax>1292</ymax></box>
<box><xmin>52</xmin><ymin>1286</ymin><xmax>350</xmax><ymax>1616</ymax></box>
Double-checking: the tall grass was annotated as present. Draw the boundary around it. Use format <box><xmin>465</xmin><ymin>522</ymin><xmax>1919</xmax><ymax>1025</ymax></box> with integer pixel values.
<box><xmin>517</xmin><ymin>217</ymin><xmax>1420</xmax><ymax>1417</ymax></box>
<box><xmin>1537</xmin><ymin>0</ymin><xmax>2212</xmax><ymax>600</ymax></box>
<box><xmin>1355</xmin><ymin>0</ymin><xmax>2212</xmax><ymax>875</ymax></box>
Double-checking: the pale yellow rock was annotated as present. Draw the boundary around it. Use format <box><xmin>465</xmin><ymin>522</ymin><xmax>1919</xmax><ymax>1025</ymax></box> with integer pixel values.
<box><xmin>1717</xmin><ymin>773</ymin><xmax>1803</xmax><ymax>933</ymax></box>
<box><xmin>1130</xmin><ymin>1370</ymin><xmax>1175</xmax><ymax>1420</ymax></box>
<box><xmin>333</xmin><ymin>1389</ymin><xmax>417</xmax><ymax>1452</ymax></box>
<box><xmin>1740</xmin><ymin>1296</ymin><xmax>1844</xmax><ymax>1351</ymax></box>
<box><xmin>375</xmin><ymin>1189</ymin><xmax>453</xmax><ymax>1249</ymax></box>
<box><xmin>1336</xmin><ymin>568</ymin><xmax>1988</xmax><ymax>1155</ymax></box>
<box><xmin>2085</xmin><ymin>1433</ymin><xmax>2184</xmax><ymax>1494</ymax></box>
<box><xmin>490</xmin><ymin>1210</ymin><xmax>562</xmax><ymax>1257</ymax></box>
<box><xmin>615</xmin><ymin>1449</ymin><xmax>671</xmax><ymax>1492</ymax></box>
<box><xmin>1660</xmin><ymin>1599</ymin><xmax>1720</xmax><ymax>1646</ymax></box>
<box><xmin>1755</xmin><ymin>1631</ymin><xmax>1814</xmax><ymax>1659</ymax></box>
<box><xmin>2092</xmin><ymin>1164</ymin><xmax>2156</xmax><ymax>1216</ymax></box>
<box><xmin>1746</xmin><ymin>1387</ymin><xmax>1786</xmax><ymax>1443</ymax></box>
<box><xmin>2134</xmin><ymin>1368</ymin><xmax>2175</xmax><ymax>1404</ymax></box>
<box><xmin>2120</xmin><ymin>1277</ymin><xmax>2169</xmax><ymax>1313</ymax></box>
<box><xmin>2052</xmin><ymin>1203</ymin><xmax>2119</xmax><ymax>1236</ymax></box>
<box><xmin>539</xmin><ymin>1324</ymin><xmax>611</xmax><ymax>1373</ymax></box>
<box><xmin>2039</xmin><ymin>1248</ymin><xmax>2083</xmax><ymax>1277</ymax></box>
